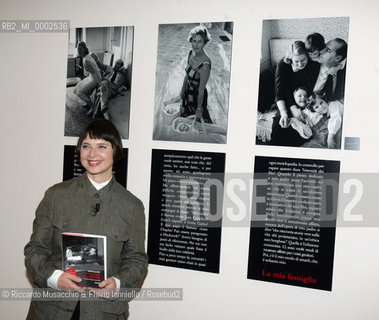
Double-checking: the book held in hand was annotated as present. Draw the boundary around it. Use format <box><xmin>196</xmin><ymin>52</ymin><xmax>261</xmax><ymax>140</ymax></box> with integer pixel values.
<box><xmin>62</xmin><ymin>232</ymin><xmax>107</xmax><ymax>287</ymax></box>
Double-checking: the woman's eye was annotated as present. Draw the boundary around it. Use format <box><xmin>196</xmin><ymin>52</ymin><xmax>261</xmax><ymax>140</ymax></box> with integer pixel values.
<box><xmin>81</xmin><ymin>145</ymin><xmax>90</xmax><ymax>150</ymax></box>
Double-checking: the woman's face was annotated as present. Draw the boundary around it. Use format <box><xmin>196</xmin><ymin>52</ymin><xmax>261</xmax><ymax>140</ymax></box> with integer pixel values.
<box><xmin>78</xmin><ymin>45</ymin><xmax>85</xmax><ymax>57</ymax></box>
<box><xmin>80</xmin><ymin>135</ymin><xmax>114</xmax><ymax>182</ymax></box>
<box><xmin>191</xmin><ymin>34</ymin><xmax>206</xmax><ymax>54</ymax></box>
<box><xmin>292</xmin><ymin>53</ymin><xmax>308</xmax><ymax>70</ymax></box>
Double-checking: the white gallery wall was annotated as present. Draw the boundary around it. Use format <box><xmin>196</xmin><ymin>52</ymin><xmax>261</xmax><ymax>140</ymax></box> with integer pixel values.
<box><xmin>0</xmin><ymin>0</ymin><xmax>378</xmax><ymax>319</ymax></box>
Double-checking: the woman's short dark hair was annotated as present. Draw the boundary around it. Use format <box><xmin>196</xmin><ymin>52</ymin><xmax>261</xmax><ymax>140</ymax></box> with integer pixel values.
<box><xmin>334</xmin><ymin>38</ymin><xmax>348</xmax><ymax>60</ymax></box>
<box><xmin>76</xmin><ymin>119</ymin><xmax>123</xmax><ymax>161</ymax></box>
<box><xmin>305</xmin><ymin>33</ymin><xmax>325</xmax><ymax>52</ymax></box>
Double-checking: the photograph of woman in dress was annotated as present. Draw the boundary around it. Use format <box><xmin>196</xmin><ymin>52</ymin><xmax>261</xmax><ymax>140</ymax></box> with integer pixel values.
<box><xmin>256</xmin><ymin>17</ymin><xmax>349</xmax><ymax>149</ymax></box>
<box><xmin>153</xmin><ymin>22</ymin><xmax>233</xmax><ymax>143</ymax></box>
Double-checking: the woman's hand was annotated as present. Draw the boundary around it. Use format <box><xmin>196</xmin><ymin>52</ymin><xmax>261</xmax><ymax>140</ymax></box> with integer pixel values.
<box><xmin>57</xmin><ymin>272</ymin><xmax>84</xmax><ymax>292</ymax></box>
<box><xmin>279</xmin><ymin>110</ymin><xmax>288</xmax><ymax>128</ymax></box>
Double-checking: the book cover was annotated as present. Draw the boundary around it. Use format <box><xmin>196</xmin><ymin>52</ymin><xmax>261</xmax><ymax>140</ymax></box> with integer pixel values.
<box><xmin>62</xmin><ymin>232</ymin><xmax>107</xmax><ymax>288</ymax></box>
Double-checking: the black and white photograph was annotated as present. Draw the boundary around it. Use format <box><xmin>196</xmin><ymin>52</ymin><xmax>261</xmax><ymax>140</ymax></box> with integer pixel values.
<box><xmin>62</xmin><ymin>232</ymin><xmax>107</xmax><ymax>288</ymax></box>
<box><xmin>152</xmin><ymin>22</ymin><xmax>233</xmax><ymax>143</ymax></box>
<box><xmin>256</xmin><ymin>17</ymin><xmax>349</xmax><ymax>149</ymax></box>
<box><xmin>65</xmin><ymin>26</ymin><xmax>134</xmax><ymax>139</ymax></box>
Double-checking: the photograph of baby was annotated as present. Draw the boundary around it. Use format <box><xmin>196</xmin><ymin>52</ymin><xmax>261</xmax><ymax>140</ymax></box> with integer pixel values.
<box><xmin>64</xmin><ymin>26</ymin><xmax>134</xmax><ymax>139</ymax></box>
<box><xmin>256</xmin><ymin>17</ymin><xmax>349</xmax><ymax>149</ymax></box>
<box><xmin>153</xmin><ymin>22</ymin><xmax>233</xmax><ymax>144</ymax></box>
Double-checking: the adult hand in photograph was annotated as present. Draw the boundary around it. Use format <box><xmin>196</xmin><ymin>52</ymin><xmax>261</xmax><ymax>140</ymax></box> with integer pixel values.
<box><xmin>256</xmin><ymin>22</ymin><xmax>348</xmax><ymax>149</ymax></box>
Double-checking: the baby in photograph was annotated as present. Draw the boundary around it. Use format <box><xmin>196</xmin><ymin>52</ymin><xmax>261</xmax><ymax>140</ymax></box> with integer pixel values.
<box><xmin>293</xmin><ymin>87</ymin><xmax>322</xmax><ymax>126</ymax></box>
<box><xmin>292</xmin><ymin>87</ymin><xmax>343</xmax><ymax>148</ymax></box>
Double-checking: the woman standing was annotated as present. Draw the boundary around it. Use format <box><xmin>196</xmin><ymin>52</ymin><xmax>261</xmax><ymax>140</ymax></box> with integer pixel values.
<box><xmin>25</xmin><ymin>119</ymin><xmax>148</xmax><ymax>319</ymax></box>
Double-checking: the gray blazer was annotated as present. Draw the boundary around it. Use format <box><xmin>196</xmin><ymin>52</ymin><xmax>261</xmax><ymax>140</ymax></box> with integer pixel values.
<box><xmin>24</xmin><ymin>174</ymin><xmax>148</xmax><ymax>319</ymax></box>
